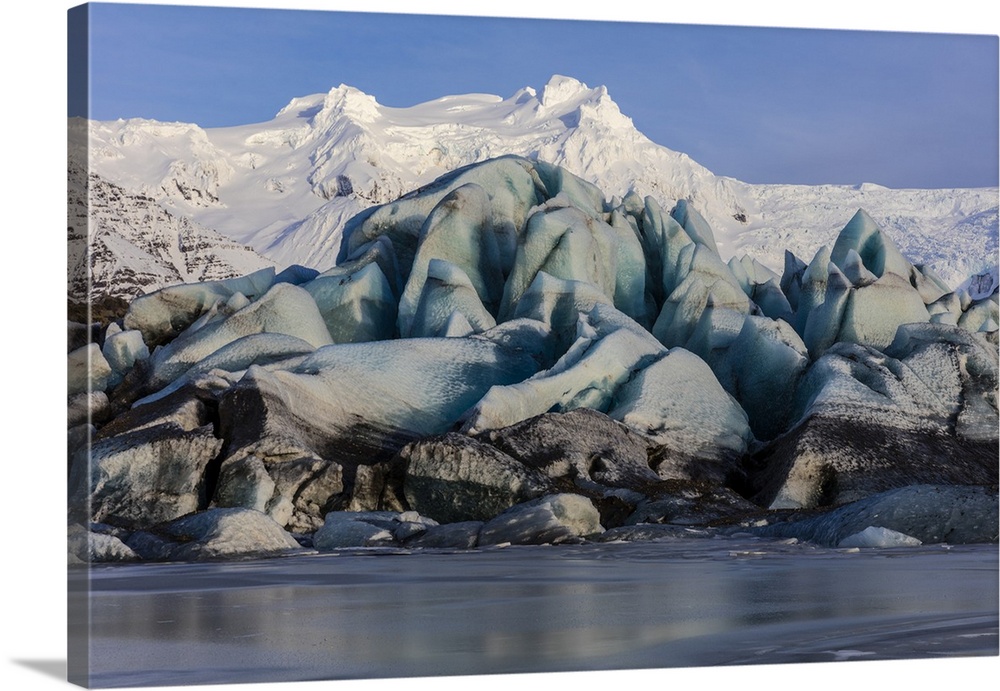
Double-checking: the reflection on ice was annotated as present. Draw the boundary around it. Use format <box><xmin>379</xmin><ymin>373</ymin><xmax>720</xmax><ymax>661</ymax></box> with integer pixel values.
<box><xmin>78</xmin><ymin>538</ymin><xmax>999</xmax><ymax>688</ymax></box>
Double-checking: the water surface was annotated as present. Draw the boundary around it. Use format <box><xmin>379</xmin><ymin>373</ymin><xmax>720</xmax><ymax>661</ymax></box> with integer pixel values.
<box><xmin>74</xmin><ymin>537</ymin><xmax>999</xmax><ymax>688</ymax></box>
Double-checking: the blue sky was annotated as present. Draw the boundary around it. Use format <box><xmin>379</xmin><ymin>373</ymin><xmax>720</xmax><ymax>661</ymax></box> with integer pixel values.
<box><xmin>72</xmin><ymin>2</ymin><xmax>998</xmax><ymax>189</ymax></box>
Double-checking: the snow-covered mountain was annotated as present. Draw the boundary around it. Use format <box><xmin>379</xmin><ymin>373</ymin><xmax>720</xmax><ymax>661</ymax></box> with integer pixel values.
<box><xmin>68</xmin><ymin>123</ymin><xmax>274</xmax><ymax>302</ymax></box>
<box><xmin>74</xmin><ymin>75</ymin><xmax>998</xmax><ymax>293</ymax></box>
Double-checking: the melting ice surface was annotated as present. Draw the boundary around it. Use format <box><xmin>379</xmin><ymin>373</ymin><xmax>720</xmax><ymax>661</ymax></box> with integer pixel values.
<box><xmin>76</xmin><ymin>537</ymin><xmax>998</xmax><ymax>688</ymax></box>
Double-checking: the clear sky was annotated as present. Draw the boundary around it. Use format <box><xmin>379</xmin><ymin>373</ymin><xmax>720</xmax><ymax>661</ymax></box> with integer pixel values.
<box><xmin>71</xmin><ymin>2</ymin><xmax>998</xmax><ymax>190</ymax></box>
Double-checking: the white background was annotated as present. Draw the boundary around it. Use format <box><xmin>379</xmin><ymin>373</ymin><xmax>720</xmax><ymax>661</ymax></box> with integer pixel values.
<box><xmin>1</xmin><ymin>2</ymin><xmax>997</xmax><ymax>690</ymax></box>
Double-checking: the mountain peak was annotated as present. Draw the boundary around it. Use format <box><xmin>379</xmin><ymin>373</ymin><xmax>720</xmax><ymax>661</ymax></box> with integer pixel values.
<box><xmin>540</xmin><ymin>75</ymin><xmax>597</xmax><ymax>107</ymax></box>
<box><xmin>322</xmin><ymin>84</ymin><xmax>381</xmax><ymax>122</ymax></box>
<box><xmin>82</xmin><ymin>78</ymin><xmax>998</xmax><ymax>292</ymax></box>
<box><xmin>535</xmin><ymin>75</ymin><xmax>633</xmax><ymax>133</ymax></box>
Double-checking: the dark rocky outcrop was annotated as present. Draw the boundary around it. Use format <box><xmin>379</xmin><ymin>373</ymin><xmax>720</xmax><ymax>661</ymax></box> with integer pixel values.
<box><xmin>623</xmin><ymin>481</ymin><xmax>761</xmax><ymax>526</ymax></box>
<box><xmin>746</xmin><ymin>329</ymin><xmax>999</xmax><ymax>509</ymax></box>
<box><xmin>125</xmin><ymin>508</ymin><xmax>302</xmax><ymax>560</ymax></box>
<box><xmin>745</xmin><ymin>415</ymin><xmax>998</xmax><ymax>510</ymax></box>
<box><xmin>80</xmin><ymin>423</ymin><xmax>223</xmax><ymax>529</ymax></box>
<box><xmin>746</xmin><ymin>484</ymin><xmax>999</xmax><ymax>546</ymax></box>
<box><xmin>478</xmin><ymin>493</ymin><xmax>604</xmax><ymax>546</ymax></box>
<box><xmin>213</xmin><ymin>453</ymin><xmax>346</xmax><ymax>533</ymax></box>
<box><xmin>68</xmin><ymin>523</ymin><xmax>139</xmax><ymax>563</ymax></box>
<box><xmin>400</xmin><ymin>433</ymin><xmax>554</xmax><ymax>523</ymax></box>
<box><xmin>311</xmin><ymin>510</ymin><xmax>440</xmax><ymax>550</ymax></box>
<box><xmin>404</xmin><ymin>521</ymin><xmax>483</xmax><ymax>549</ymax></box>
<box><xmin>95</xmin><ymin>389</ymin><xmax>213</xmax><ymax>440</ymax></box>
<box><xmin>482</xmin><ymin>408</ymin><xmax>659</xmax><ymax>490</ymax></box>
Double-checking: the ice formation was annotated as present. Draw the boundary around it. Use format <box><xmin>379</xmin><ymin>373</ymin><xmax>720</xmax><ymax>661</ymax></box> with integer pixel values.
<box><xmin>124</xmin><ymin>267</ymin><xmax>276</xmax><ymax>346</ymax></box>
<box><xmin>341</xmin><ymin>156</ymin><xmax>541</xmax><ymax>276</ymax></box>
<box><xmin>304</xmin><ymin>261</ymin><xmax>397</xmax><ymax>343</ymax></box>
<box><xmin>396</xmin><ymin>184</ymin><xmax>504</xmax><ymax>336</ymax></box>
<box><xmin>837</xmin><ymin>526</ymin><xmax>922</xmax><ymax>548</ymax></box>
<box><xmin>145</xmin><ymin>282</ymin><xmax>333</xmax><ymax>389</ymax></box>
<box><xmin>70</xmin><ymin>155</ymin><xmax>999</xmax><ymax>559</ymax></box>
<box><xmin>607</xmin><ymin>348</ymin><xmax>752</xmax><ymax>482</ymax></box>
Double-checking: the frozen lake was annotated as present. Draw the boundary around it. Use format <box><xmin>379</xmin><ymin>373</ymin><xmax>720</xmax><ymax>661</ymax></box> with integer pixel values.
<box><xmin>72</xmin><ymin>537</ymin><xmax>999</xmax><ymax>688</ymax></box>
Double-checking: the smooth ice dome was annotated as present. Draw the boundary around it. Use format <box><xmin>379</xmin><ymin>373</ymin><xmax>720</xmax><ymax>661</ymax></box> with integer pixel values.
<box><xmin>222</xmin><ymin>336</ymin><xmax>541</xmax><ymax>461</ymax></box>
<box><xmin>342</xmin><ymin>156</ymin><xmax>541</xmax><ymax>277</ymax></box>
<box><xmin>499</xmin><ymin>202</ymin><xmax>621</xmax><ymax>320</ymax></box>
<box><xmin>124</xmin><ymin>268</ymin><xmax>276</xmax><ymax>345</ymax></box>
<box><xmin>145</xmin><ymin>282</ymin><xmax>333</xmax><ymax>389</ymax></box>
<box><xmin>305</xmin><ymin>261</ymin><xmax>397</xmax><ymax>343</ymax></box>
<box><xmin>608</xmin><ymin>347</ymin><xmax>752</xmax><ymax>478</ymax></box>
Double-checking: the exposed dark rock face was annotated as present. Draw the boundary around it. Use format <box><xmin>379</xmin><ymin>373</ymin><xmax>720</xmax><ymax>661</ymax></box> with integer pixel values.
<box><xmin>68</xmin><ymin>523</ymin><xmax>139</xmax><ymax>563</ymax></box>
<box><xmin>125</xmin><ymin>508</ymin><xmax>302</xmax><ymax>560</ymax></box>
<box><xmin>404</xmin><ymin>521</ymin><xmax>483</xmax><ymax>549</ymax></box>
<box><xmin>218</xmin><ymin>367</ymin><xmax>420</xmax><ymax>471</ymax></box>
<box><xmin>68</xmin><ymin>392</ymin><xmax>111</xmax><ymax>428</ymax></box>
<box><xmin>344</xmin><ymin>461</ymin><xmax>407</xmax><ymax>513</ymax></box>
<box><xmin>96</xmin><ymin>390</ymin><xmax>212</xmax><ymax>440</ymax></box>
<box><xmin>746</xmin><ymin>416</ymin><xmax>998</xmax><ymax>510</ymax></box>
<box><xmin>482</xmin><ymin>409</ymin><xmax>659</xmax><ymax>490</ymax></box>
<box><xmin>67</xmin><ymin>425</ymin><xmax>92</xmax><ymax>487</ymax></box>
<box><xmin>81</xmin><ymin>423</ymin><xmax>223</xmax><ymax>529</ymax></box>
<box><xmin>263</xmin><ymin>457</ymin><xmax>345</xmax><ymax>533</ymax></box>
<box><xmin>68</xmin><ymin>165</ymin><xmax>274</xmax><ymax>303</ymax></box>
<box><xmin>478</xmin><ymin>493</ymin><xmax>604</xmax><ymax>546</ymax></box>
<box><xmin>624</xmin><ymin>481</ymin><xmax>761</xmax><ymax>526</ymax></box>
<box><xmin>746</xmin><ymin>328</ymin><xmax>999</xmax><ymax>509</ymax></box>
<box><xmin>400</xmin><ymin>433</ymin><xmax>554</xmax><ymax>523</ymax></box>
<box><xmin>67</xmin><ymin>320</ymin><xmax>103</xmax><ymax>352</ymax></box>
<box><xmin>747</xmin><ymin>484</ymin><xmax>999</xmax><ymax>546</ymax></box>
<box><xmin>312</xmin><ymin>512</ymin><xmax>399</xmax><ymax>550</ymax></box>
<box><xmin>212</xmin><ymin>452</ymin><xmax>347</xmax><ymax>533</ymax></box>
<box><xmin>310</xmin><ymin>511</ymin><xmax>440</xmax><ymax>550</ymax></box>
<box><xmin>213</xmin><ymin>455</ymin><xmax>275</xmax><ymax>513</ymax></box>
<box><xmin>646</xmin><ymin>444</ymin><xmax>747</xmax><ymax>488</ymax></box>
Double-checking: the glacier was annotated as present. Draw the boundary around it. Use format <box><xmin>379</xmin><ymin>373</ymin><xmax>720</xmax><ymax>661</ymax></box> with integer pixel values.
<box><xmin>69</xmin><ymin>153</ymin><xmax>998</xmax><ymax>561</ymax></box>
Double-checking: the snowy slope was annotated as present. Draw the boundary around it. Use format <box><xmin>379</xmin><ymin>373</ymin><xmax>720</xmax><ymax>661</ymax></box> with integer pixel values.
<box><xmin>736</xmin><ymin>183</ymin><xmax>999</xmax><ymax>288</ymax></box>
<box><xmin>78</xmin><ymin>75</ymin><xmax>998</xmax><ymax>291</ymax></box>
<box><xmin>68</xmin><ymin>160</ymin><xmax>274</xmax><ymax>302</ymax></box>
